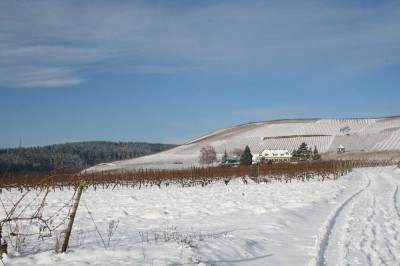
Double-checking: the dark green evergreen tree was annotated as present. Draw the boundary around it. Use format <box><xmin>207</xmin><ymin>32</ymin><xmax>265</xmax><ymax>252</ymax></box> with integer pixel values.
<box><xmin>293</xmin><ymin>142</ymin><xmax>312</xmax><ymax>160</ymax></box>
<box><xmin>312</xmin><ymin>145</ymin><xmax>320</xmax><ymax>160</ymax></box>
<box><xmin>308</xmin><ymin>147</ymin><xmax>312</xmax><ymax>160</ymax></box>
<box><xmin>0</xmin><ymin>141</ymin><xmax>177</xmax><ymax>174</ymax></box>
<box><xmin>221</xmin><ymin>150</ymin><xmax>228</xmax><ymax>166</ymax></box>
<box><xmin>240</xmin><ymin>146</ymin><xmax>253</xmax><ymax>165</ymax></box>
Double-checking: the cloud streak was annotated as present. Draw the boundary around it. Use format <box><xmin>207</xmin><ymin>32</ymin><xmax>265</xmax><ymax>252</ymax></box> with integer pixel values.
<box><xmin>0</xmin><ymin>0</ymin><xmax>399</xmax><ymax>87</ymax></box>
<box><xmin>0</xmin><ymin>66</ymin><xmax>83</xmax><ymax>88</ymax></box>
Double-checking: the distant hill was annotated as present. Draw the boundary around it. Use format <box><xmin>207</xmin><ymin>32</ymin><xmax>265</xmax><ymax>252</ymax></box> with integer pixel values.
<box><xmin>0</xmin><ymin>141</ymin><xmax>177</xmax><ymax>174</ymax></box>
<box><xmin>86</xmin><ymin>116</ymin><xmax>400</xmax><ymax>173</ymax></box>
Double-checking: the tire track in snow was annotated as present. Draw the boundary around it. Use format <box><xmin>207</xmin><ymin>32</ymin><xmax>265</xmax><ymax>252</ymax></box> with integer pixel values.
<box><xmin>360</xmin><ymin>170</ymin><xmax>400</xmax><ymax>265</ymax></box>
<box><xmin>313</xmin><ymin>174</ymin><xmax>371</xmax><ymax>266</ymax></box>
<box><xmin>362</xmin><ymin>197</ymin><xmax>386</xmax><ymax>266</ymax></box>
<box><xmin>314</xmin><ymin>168</ymin><xmax>400</xmax><ymax>266</ymax></box>
<box><xmin>381</xmin><ymin>171</ymin><xmax>400</xmax><ymax>218</ymax></box>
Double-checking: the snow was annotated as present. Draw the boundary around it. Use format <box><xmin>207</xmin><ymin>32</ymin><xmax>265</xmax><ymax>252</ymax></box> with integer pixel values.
<box><xmin>85</xmin><ymin>117</ymin><xmax>400</xmax><ymax>173</ymax></box>
<box><xmin>2</xmin><ymin>166</ymin><xmax>400</xmax><ymax>265</ymax></box>
<box><xmin>317</xmin><ymin>170</ymin><xmax>400</xmax><ymax>265</ymax></box>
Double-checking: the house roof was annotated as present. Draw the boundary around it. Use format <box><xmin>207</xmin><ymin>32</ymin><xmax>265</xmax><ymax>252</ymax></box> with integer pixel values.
<box><xmin>227</xmin><ymin>154</ymin><xmax>240</xmax><ymax>161</ymax></box>
<box><xmin>260</xmin><ymin>149</ymin><xmax>291</xmax><ymax>158</ymax></box>
<box><xmin>337</xmin><ymin>145</ymin><xmax>345</xmax><ymax>149</ymax></box>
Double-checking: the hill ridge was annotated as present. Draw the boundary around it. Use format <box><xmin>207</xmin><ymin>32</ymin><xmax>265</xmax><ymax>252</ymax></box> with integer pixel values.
<box><xmin>86</xmin><ymin>116</ymin><xmax>400</xmax><ymax>173</ymax></box>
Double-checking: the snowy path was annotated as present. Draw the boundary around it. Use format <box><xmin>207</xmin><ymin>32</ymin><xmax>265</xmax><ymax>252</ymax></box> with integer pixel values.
<box><xmin>315</xmin><ymin>168</ymin><xmax>400</xmax><ymax>266</ymax></box>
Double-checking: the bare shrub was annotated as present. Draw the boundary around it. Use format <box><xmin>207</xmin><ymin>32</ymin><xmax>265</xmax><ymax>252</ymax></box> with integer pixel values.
<box><xmin>8</xmin><ymin>221</ymin><xmax>31</xmax><ymax>253</ymax></box>
<box><xmin>139</xmin><ymin>224</ymin><xmax>227</xmax><ymax>248</ymax></box>
<box><xmin>107</xmin><ymin>219</ymin><xmax>119</xmax><ymax>247</ymax></box>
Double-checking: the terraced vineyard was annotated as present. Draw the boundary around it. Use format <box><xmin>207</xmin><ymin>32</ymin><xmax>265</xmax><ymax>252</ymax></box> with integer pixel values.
<box><xmin>86</xmin><ymin>116</ymin><xmax>400</xmax><ymax>173</ymax></box>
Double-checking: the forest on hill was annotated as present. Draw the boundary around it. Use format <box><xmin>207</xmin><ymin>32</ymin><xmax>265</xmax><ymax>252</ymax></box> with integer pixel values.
<box><xmin>0</xmin><ymin>141</ymin><xmax>177</xmax><ymax>174</ymax></box>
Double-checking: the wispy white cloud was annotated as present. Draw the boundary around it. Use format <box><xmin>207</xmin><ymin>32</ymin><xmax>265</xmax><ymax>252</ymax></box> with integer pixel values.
<box><xmin>0</xmin><ymin>46</ymin><xmax>107</xmax><ymax>65</ymax></box>
<box><xmin>0</xmin><ymin>1</ymin><xmax>399</xmax><ymax>87</ymax></box>
<box><xmin>0</xmin><ymin>66</ymin><xmax>83</xmax><ymax>88</ymax></box>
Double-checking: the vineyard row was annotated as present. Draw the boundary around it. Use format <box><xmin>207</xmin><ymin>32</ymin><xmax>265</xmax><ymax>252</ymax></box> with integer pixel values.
<box><xmin>0</xmin><ymin>160</ymin><xmax>393</xmax><ymax>189</ymax></box>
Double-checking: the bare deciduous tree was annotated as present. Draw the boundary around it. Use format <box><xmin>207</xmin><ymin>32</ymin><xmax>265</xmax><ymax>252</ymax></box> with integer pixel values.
<box><xmin>340</xmin><ymin>126</ymin><xmax>350</xmax><ymax>134</ymax></box>
<box><xmin>232</xmin><ymin>148</ymin><xmax>244</xmax><ymax>159</ymax></box>
<box><xmin>199</xmin><ymin>145</ymin><xmax>217</xmax><ymax>165</ymax></box>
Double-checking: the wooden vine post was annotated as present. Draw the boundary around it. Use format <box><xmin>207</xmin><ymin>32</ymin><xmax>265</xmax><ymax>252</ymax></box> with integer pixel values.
<box><xmin>0</xmin><ymin>224</ymin><xmax>8</xmax><ymax>257</ymax></box>
<box><xmin>333</xmin><ymin>161</ymin><xmax>337</xmax><ymax>180</ymax></box>
<box><xmin>62</xmin><ymin>179</ymin><xmax>85</xmax><ymax>253</ymax></box>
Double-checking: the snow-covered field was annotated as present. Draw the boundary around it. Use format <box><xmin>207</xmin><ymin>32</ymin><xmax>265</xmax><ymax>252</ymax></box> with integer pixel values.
<box><xmin>2</xmin><ymin>166</ymin><xmax>400</xmax><ymax>265</ymax></box>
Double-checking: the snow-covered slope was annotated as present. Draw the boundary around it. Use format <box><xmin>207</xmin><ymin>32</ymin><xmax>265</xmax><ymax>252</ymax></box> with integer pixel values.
<box><xmin>86</xmin><ymin>116</ymin><xmax>400</xmax><ymax>172</ymax></box>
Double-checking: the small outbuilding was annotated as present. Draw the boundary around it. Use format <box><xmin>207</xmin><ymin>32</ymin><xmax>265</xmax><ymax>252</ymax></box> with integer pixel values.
<box><xmin>337</xmin><ymin>145</ymin><xmax>345</xmax><ymax>154</ymax></box>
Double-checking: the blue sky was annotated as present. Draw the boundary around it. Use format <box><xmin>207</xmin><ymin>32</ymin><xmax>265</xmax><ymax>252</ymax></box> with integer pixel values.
<box><xmin>0</xmin><ymin>0</ymin><xmax>399</xmax><ymax>148</ymax></box>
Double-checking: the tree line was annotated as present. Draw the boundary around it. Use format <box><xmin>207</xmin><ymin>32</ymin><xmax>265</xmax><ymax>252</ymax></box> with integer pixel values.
<box><xmin>0</xmin><ymin>141</ymin><xmax>177</xmax><ymax>174</ymax></box>
<box><xmin>291</xmin><ymin>142</ymin><xmax>320</xmax><ymax>160</ymax></box>
<box><xmin>200</xmin><ymin>145</ymin><xmax>254</xmax><ymax>166</ymax></box>
<box><xmin>200</xmin><ymin>142</ymin><xmax>320</xmax><ymax>166</ymax></box>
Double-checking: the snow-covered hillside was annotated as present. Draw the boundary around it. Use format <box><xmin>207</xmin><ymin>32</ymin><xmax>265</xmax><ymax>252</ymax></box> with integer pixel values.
<box><xmin>2</xmin><ymin>166</ymin><xmax>400</xmax><ymax>265</ymax></box>
<box><xmin>86</xmin><ymin>116</ymin><xmax>400</xmax><ymax>172</ymax></box>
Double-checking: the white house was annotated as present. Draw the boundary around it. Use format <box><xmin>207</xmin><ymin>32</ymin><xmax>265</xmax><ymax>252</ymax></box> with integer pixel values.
<box><xmin>254</xmin><ymin>149</ymin><xmax>292</xmax><ymax>163</ymax></box>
